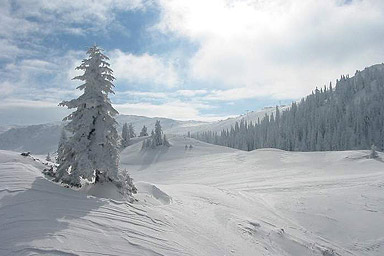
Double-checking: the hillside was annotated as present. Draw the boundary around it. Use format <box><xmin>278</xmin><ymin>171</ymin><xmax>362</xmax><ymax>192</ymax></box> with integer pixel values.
<box><xmin>194</xmin><ymin>63</ymin><xmax>384</xmax><ymax>152</ymax></box>
<box><xmin>0</xmin><ymin>115</ymin><xmax>205</xmax><ymax>154</ymax></box>
<box><xmin>1</xmin><ymin>136</ymin><xmax>384</xmax><ymax>255</ymax></box>
<box><xmin>0</xmin><ymin>108</ymin><xmax>279</xmax><ymax>154</ymax></box>
<box><xmin>116</xmin><ymin>114</ymin><xmax>207</xmax><ymax>134</ymax></box>
<box><xmin>170</xmin><ymin>105</ymin><xmax>288</xmax><ymax>134</ymax></box>
<box><xmin>0</xmin><ymin>123</ymin><xmax>64</xmax><ymax>154</ymax></box>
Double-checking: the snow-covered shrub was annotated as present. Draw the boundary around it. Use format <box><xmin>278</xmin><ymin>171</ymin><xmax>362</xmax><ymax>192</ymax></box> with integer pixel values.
<box><xmin>370</xmin><ymin>144</ymin><xmax>378</xmax><ymax>159</ymax></box>
<box><xmin>114</xmin><ymin>169</ymin><xmax>137</xmax><ymax>201</ymax></box>
<box><xmin>139</xmin><ymin>125</ymin><xmax>148</xmax><ymax>137</ymax></box>
<box><xmin>42</xmin><ymin>166</ymin><xmax>55</xmax><ymax>178</ymax></box>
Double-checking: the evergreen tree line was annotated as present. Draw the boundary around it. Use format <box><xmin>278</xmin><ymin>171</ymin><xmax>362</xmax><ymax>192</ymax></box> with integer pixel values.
<box><xmin>141</xmin><ymin>120</ymin><xmax>170</xmax><ymax>150</ymax></box>
<box><xmin>121</xmin><ymin>121</ymin><xmax>171</xmax><ymax>150</ymax></box>
<box><xmin>192</xmin><ymin>65</ymin><xmax>384</xmax><ymax>152</ymax></box>
<box><xmin>121</xmin><ymin>123</ymin><xmax>148</xmax><ymax>148</ymax></box>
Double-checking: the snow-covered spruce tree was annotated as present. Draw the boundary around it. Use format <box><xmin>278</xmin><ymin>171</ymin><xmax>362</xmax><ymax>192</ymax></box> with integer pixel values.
<box><xmin>154</xmin><ymin>120</ymin><xmax>163</xmax><ymax>146</ymax></box>
<box><xmin>128</xmin><ymin>123</ymin><xmax>136</xmax><ymax>138</ymax></box>
<box><xmin>117</xmin><ymin>169</ymin><xmax>137</xmax><ymax>197</ymax></box>
<box><xmin>121</xmin><ymin>123</ymin><xmax>129</xmax><ymax>148</ymax></box>
<box><xmin>139</xmin><ymin>125</ymin><xmax>148</xmax><ymax>137</ymax></box>
<box><xmin>55</xmin><ymin>46</ymin><xmax>121</xmax><ymax>187</ymax></box>
<box><xmin>56</xmin><ymin>128</ymin><xmax>67</xmax><ymax>165</ymax></box>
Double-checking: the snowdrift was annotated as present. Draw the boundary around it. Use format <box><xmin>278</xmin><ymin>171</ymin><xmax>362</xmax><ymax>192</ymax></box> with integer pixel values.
<box><xmin>1</xmin><ymin>136</ymin><xmax>384</xmax><ymax>255</ymax></box>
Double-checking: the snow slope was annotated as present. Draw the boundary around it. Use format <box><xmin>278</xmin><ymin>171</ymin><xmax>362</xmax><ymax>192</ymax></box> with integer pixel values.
<box><xmin>1</xmin><ymin>136</ymin><xmax>384</xmax><ymax>255</ymax></box>
<box><xmin>0</xmin><ymin>123</ymin><xmax>64</xmax><ymax>154</ymax></box>
<box><xmin>117</xmin><ymin>115</ymin><xmax>206</xmax><ymax>134</ymax></box>
<box><xmin>167</xmin><ymin>105</ymin><xmax>289</xmax><ymax>134</ymax></box>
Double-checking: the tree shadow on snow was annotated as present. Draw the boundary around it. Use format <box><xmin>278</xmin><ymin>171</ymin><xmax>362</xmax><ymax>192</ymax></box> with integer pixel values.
<box><xmin>0</xmin><ymin>177</ymin><xmax>106</xmax><ymax>255</ymax></box>
<box><xmin>138</xmin><ymin>146</ymin><xmax>170</xmax><ymax>171</ymax></box>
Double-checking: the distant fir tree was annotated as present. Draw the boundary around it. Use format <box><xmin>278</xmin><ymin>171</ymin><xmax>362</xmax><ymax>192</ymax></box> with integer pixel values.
<box><xmin>128</xmin><ymin>123</ymin><xmax>136</xmax><ymax>138</ymax></box>
<box><xmin>154</xmin><ymin>120</ymin><xmax>163</xmax><ymax>146</ymax></box>
<box><xmin>139</xmin><ymin>125</ymin><xmax>148</xmax><ymax>137</ymax></box>
<box><xmin>121</xmin><ymin>123</ymin><xmax>130</xmax><ymax>148</ymax></box>
<box><xmin>57</xmin><ymin>129</ymin><xmax>67</xmax><ymax>165</ymax></box>
<box><xmin>141</xmin><ymin>121</ymin><xmax>171</xmax><ymax>150</ymax></box>
<box><xmin>55</xmin><ymin>46</ymin><xmax>121</xmax><ymax>187</ymax></box>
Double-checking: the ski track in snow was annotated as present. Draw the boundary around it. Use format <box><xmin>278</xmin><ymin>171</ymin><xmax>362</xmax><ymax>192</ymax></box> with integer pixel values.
<box><xmin>1</xmin><ymin>135</ymin><xmax>384</xmax><ymax>255</ymax></box>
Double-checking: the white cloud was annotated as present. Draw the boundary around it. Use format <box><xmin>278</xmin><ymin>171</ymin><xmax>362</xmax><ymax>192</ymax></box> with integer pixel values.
<box><xmin>110</xmin><ymin>50</ymin><xmax>180</xmax><ymax>88</ymax></box>
<box><xmin>0</xmin><ymin>0</ymin><xmax>151</xmax><ymax>62</ymax></box>
<box><xmin>0</xmin><ymin>98</ymin><xmax>58</xmax><ymax>109</ymax></box>
<box><xmin>202</xmin><ymin>88</ymin><xmax>264</xmax><ymax>101</ymax></box>
<box><xmin>157</xmin><ymin>0</ymin><xmax>384</xmax><ymax>99</ymax></box>
<box><xmin>6</xmin><ymin>0</ymin><xmax>148</xmax><ymax>35</ymax></box>
<box><xmin>0</xmin><ymin>82</ymin><xmax>14</xmax><ymax>96</ymax></box>
<box><xmin>176</xmin><ymin>89</ymin><xmax>207</xmax><ymax>97</ymax></box>
<box><xmin>118</xmin><ymin>91</ymin><xmax>168</xmax><ymax>99</ymax></box>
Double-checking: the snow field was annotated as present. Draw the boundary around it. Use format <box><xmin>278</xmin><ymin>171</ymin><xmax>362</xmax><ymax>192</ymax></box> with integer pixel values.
<box><xmin>1</xmin><ymin>135</ymin><xmax>384</xmax><ymax>255</ymax></box>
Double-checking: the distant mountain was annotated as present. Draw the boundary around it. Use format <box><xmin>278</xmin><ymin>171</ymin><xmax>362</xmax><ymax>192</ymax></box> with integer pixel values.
<box><xmin>0</xmin><ymin>115</ymin><xmax>207</xmax><ymax>154</ymax></box>
<box><xmin>0</xmin><ymin>106</ymin><xmax>288</xmax><ymax>154</ymax></box>
<box><xmin>0</xmin><ymin>125</ymin><xmax>20</xmax><ymax>134</ymax></box>
<box><xmin>116</xmin><ymin>115</ymin><xmax>206</xmax><ymax>134</ymax></box>
<box><xmin>0</xmin><ymin>123</ymin><xmax>64</xmax><ymax>154</ymax></box>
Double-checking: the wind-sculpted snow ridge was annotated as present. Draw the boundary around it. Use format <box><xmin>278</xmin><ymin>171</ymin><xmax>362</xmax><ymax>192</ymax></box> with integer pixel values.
<box><xmin>1</xmin><ymin>136</ymin><xmax>384</xmax><ymax>255</ymax></box>
<box><xmin>0</xmin><ymin>150</ymin><xmax>191</xmax><ymax>256</ymax></box>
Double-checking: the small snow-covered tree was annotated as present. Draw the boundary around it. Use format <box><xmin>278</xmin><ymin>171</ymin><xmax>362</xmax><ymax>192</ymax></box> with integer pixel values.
<box><xmin>128</xmin><ymin>123</ymin><xmax>136</xmax><ymax>138</ymax></box>
<box><xmin>154</xmin><ymin>120</ymin><xmax>163</xmax><ymax>146</ymax></box>
<box><xmin>46</xmin><ymin>153</ymin><xmax>51</xmax><ymax>162</ymax></box>
<box><xmin>57</xmin><ymin>128</ymin><xmax>67</xmax><ymax>165</ymax></box>
<box><xmin>141</xmin><ymin>123</ymin><xmax>170</xmax><ymax>150</ymax></box>
<box><xmin>115</xmin><ymin>169</ymin><xmax>137</xmax><ymax>201</ymax></box>
<box><xmin>139</xmin><ymin>125</ymin><xmax>148</xmax><ymax>137</ymax></box>
<box><xmin>370</xmin><ymin>144</ymin><xmax>378</xmax><ymax>159</ymax></box>
<box><xmin>55</xmin><ymin>46</ymin><xmax>120</xmax><ymax>187</ymax></box>
<box><xmin>121</xmin><ymin>123</ymin><xmax>129</xmax><ymax>148</ymax></box>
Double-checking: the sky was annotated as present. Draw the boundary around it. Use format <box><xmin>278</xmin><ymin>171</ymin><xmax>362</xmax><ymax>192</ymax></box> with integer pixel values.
<box><xmin>1</xmin><ymin>0</ymin><xmax>384</xmax><ymax>125</ymax></box>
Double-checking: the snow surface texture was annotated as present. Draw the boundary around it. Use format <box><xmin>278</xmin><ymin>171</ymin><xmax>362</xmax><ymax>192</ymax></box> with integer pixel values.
<box><xmin>1</xmin><ymin>136</ymin><xmax>384</xmax><ymax>255</ymax></box>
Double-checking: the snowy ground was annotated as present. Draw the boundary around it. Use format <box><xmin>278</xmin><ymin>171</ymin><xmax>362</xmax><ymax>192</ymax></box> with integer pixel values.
<box><xmin>1</xmin><ymin>136</ymin><xmax>384</xmax><ymax>255</ymax></box>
